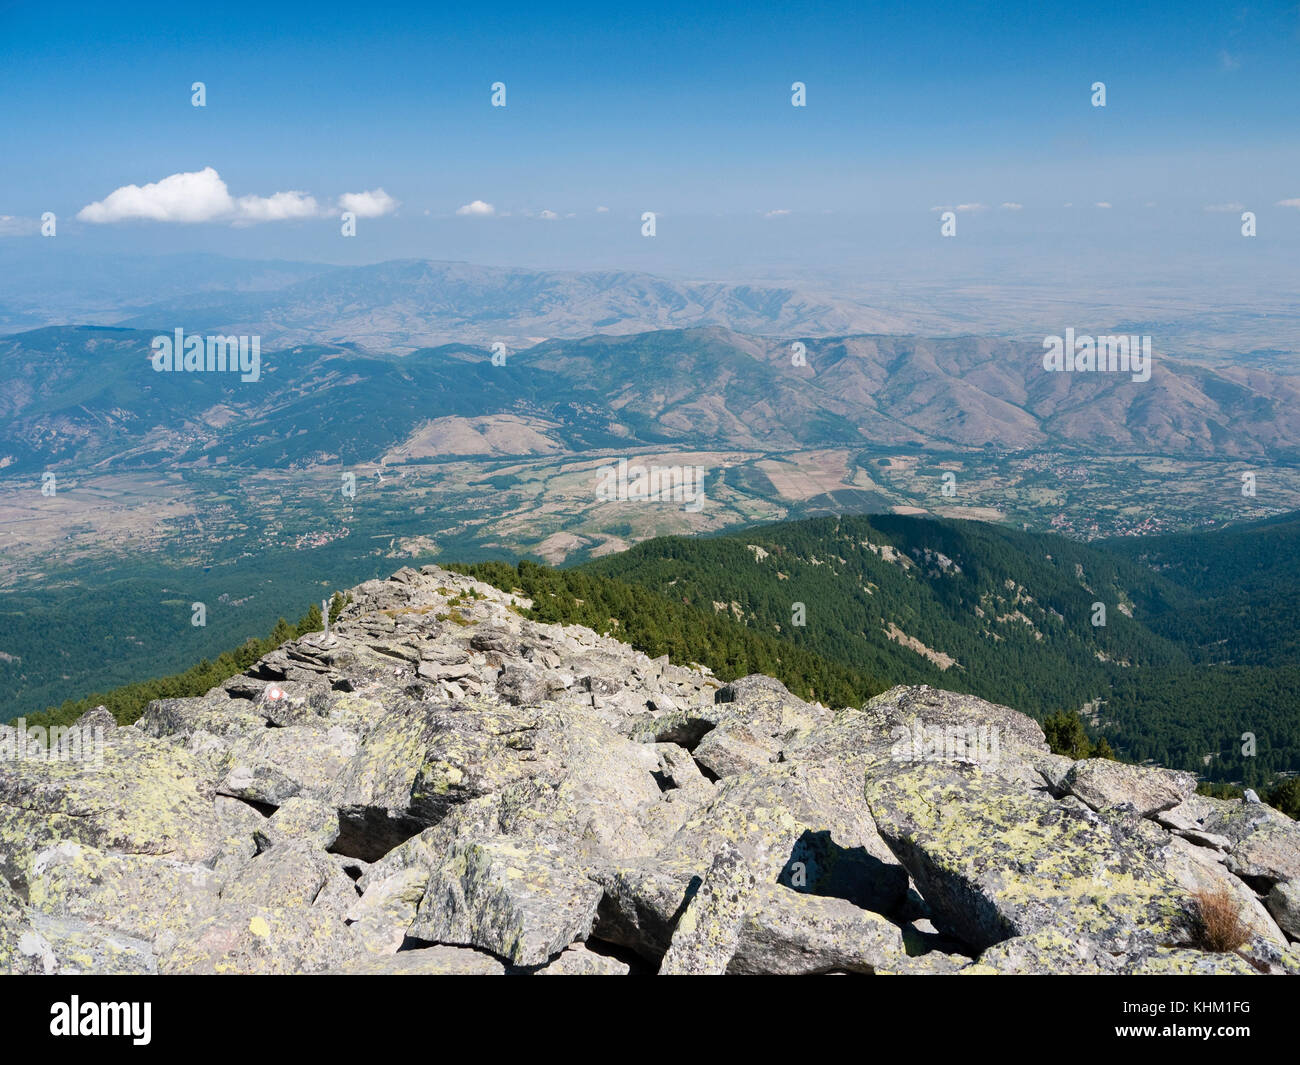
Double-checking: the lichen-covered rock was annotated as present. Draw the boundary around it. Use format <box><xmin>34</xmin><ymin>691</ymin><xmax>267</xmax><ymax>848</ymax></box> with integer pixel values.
<box><xmin>1159</xmin><ymin>794</ymin><xmax>1300</xmax><ymax>891</ymax></box>
<box><xmin>661</xmin><ymin>766</ymin><xmax>908</xmax><ymax>914</ymax></box>
<box><xmin>495</xmin><ymin>716</ymin><xmax>673</xmax><ymax>861</ymax></box>
<box><xmin>155</xmin><ymin>903</ymin><xmax>360</xmax><ymax>975</ymax></box>
<box><xmin>537</xmin><ymin>942</ymin><xmax>633</xmax><ymax>975</ymax></box>
<box><xmin>346</xmin><ymin>867</ymin><xmax>428</xmax><ymax>953</ymax></box>
<box><xmin>966</xmin><ymin>930</ymin><xmax>1122</xmax><ymax>975</ymax></box>
<box><xmin>1160</xmin><ymin>834</ymin><xmax>1286</xmax><ymax>945</ymax></box>
<box><xmin>220</xmin><ymin>841</ymin><xmax>357</xmax><ymax>914</ymax></box>
<box><xmin>659</xmin><ymin>844</ymin><xmax>755</xmax><ymax>975</ymax></box>
<box><xmin>0</xmin><ymin>728</ymin><xmax>233</xmax><ymax>895</ymax></box>
<box><xmin>865</xmin><ymin>760</ymin><xmax>1186</xmax><ymax>952</ymax></box>
<box><xmin>592</xmin><ymin>760</ymin><xmax>911</xmax><ymax>966</ymax></box>
<box><xmin>218</xmin><ymin>725</ymin><xmax>359</xmax><ymax>807</ymax></box>
<box><xmin>495</xmin><ymin>666</ymin><xmax>549</xmax><ymax>706</ymax></box>
<box><xmin>1</xmin><ymin>874</ymin><xmax>45</xmax><ymax>974</ymax></box>
<box><xmin>1063</xmin><ymin>759</ymin><xmax>1198</xmax><ymax>817</ymax></box>
<box><xmin>31</xmin><ymin>913</ymin><xmax>157</xmax><ymax>974</ymax></box>
<box><xmin>254</xmin><ymin>796</ymin><xmax>341</xmax><ymax>852</ymax></box>
<box><xmin>862</xmin><ymin>685</ymin><xmax>1050</xmax><ymax>756</ymax></box>
<box><xmin>1266</xmin><ymin>879</ymin><xmax>1300</xmax><ymax>940</ymax></box>
<box><xmin>728</xmin><ymin>884</ymin><xmax>907</xmax><ymax>974</ymax></box>
<box><xmin>26</xmin><ymin>842</ymin><xmax>224</xmax><ymax>942</ymax></box>
<box><xmin>74</xmin><ymin>705</ymin><xmax>118</xmax><ymax>733</ymax></box>
<box><xmin>327</xmin><ymin>698</ymin><xmax>543</xmax><ymax>860</ymax></box>
<box><xmin>4</xmin><ymin>898</ymin><xmax>157</xmax><ymax>976</ymax></box>
<box><xmin>690</xmin><ymin>675</ymin><xmax>833</xmax><ymax>778</ymax></box>
<box><xmin>590</xmin><ymin>860</ymin><xmax>697</xmax><ymax>961</ymax></box>
<box><xmin>1225</xmin><ymin>820</ymin><xmax>1300</xmax><ymax>889</ymax></box>
<box><xmin>135</xmin><ymin>693</ymin><xmax>269</xmax><ymax>740</ymax></box>
<box><xmin>1121</xmin><ymin>947</ymin><xmax>1261</xmax><ymax>976</ymax></box>
<box><xmin>408</xmin><ymin>836</ymin><xmax>603</xmax><ymax>966</ymax></box>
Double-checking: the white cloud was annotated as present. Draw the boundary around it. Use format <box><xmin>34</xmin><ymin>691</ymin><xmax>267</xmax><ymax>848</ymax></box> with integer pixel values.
<box><xmin>763</xmin><ymin>208</ymin><xmax>791</xmax><ymax>218</ymax></box>
<box><xmin>954</xmin><ymin>203</ymin><xmax>986</xmax><ymax>212</ymax></box>
<box><xmin>455</xmin><ymin>200</ymin><xmax>495</xmax><ymax>216</ymax></box>
<box><xmin>1095</xmin><ymin>201</ymin><xmax>1112</xmax><ymax>208</ymax></box>
<box><xmin>538</xmin><ymin>209</ymin><xmax>560</xmax><ymax>220</ymax></box>
<box><xmin>1276</xmin><ymin>198</ymin><xmax>1300</xmax><ymax>209</ymax></box>
<box><xmin>77</xmin><ymin>167</ymin><xmax>330</xmax><ymax>225</ymax></box>
<box><xmin>338</xmin><ymin>188</ymin><xmax>398</xmax><ymax>219</ymax></box>
<box><xmin>595</xmin><ymin>205</ymin><xmax>610</xmax><ymax>213</ymax></box>
<box><xmin>1203</xmin><ymin>202</ymin><xmax>1245</xmax><ymax>212</ymax></box>
<box><xmin>234</xmin><ymin>190</ymin><xmax>320</xmax><ymax>224</ymax></box>
<box><xmin>999</xmin><ymin>202</ymin><xmax>1023</xmax><ymax>210</ymax></box>
<box><xmin>78</xmin><ymin>167</ymin><xmax>235</xmax><ymax>223</ymax></box>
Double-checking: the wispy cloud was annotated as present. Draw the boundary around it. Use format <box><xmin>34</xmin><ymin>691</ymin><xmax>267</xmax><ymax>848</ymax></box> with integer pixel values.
<box><xmin>0</xmin><ymin>215</ymin><xmax>40</xmax><ymax>236</ymax></box>
<box><xmin>1276</xmin><ymin>198</ymin><xmax>1300</xmax><ymax>209</ymax></box>
<box><xmin>763</xmin><ymin>208</ymin><xmax>791</xmax><ymax>218</ymax></box>
<box><xmin>999</xmin><ymin>202</ymin><xmax>1024</xmax><ymax>210</ymax></box>
<box><xmin>233</xmin><ymin>190</ymin><xmax>320</xmax><ymax>224</ymax></box>
<box><xmin>1095</xmin><ymin>201</ymin><xmax>1112</xmax><ymax>209</ymax></box>
<box><xmin>929</xmin><ymin>203</ymin><xmax>986</xmax><ymax>213</ymax></box>
<box><xmin>338</xmin><ymin>188</ymin><xmax>399</xmax><ymax>218</ymax></box>
<box><xmin>1203</xmin><ymin>202</ymin><xmax>1245</xmax><ymax>212</ymax></box>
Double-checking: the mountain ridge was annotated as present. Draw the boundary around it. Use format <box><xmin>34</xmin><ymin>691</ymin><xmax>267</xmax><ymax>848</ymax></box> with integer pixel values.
<box><xmin>6</xmin><ymin>323</ymin><xmax>1300</xmax><ymax>477</ymax></box>
<box><xmin>2</xmin><ymin>562</ymin><xmax>1297</xmax><ymax>975</ymax></box>
<box><xmin>113</xmin><ymin>259</ymin><xmax>909</xmax><ymax>351</ymax></box>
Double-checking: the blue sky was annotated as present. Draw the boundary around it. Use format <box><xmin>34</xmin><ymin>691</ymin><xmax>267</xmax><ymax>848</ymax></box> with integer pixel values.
<box><xmin>2</xmin><ymin>0</ymin><xmax>1298</xmax><ymax>276</ymax></box>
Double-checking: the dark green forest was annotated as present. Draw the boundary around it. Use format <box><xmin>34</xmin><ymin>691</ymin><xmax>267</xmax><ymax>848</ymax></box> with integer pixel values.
<box><xmin>569</xmin><ymin>513</ymin><xmax>1300</xmax><ymax>789</ymax></box>
<box><xmin>19</xmin><ymin>594</ymin><xmax>346</xmax><ymax>730</ymax></box>
<box><xmin>453</xmin><ymin>558</ymin><xmax>884</xmax><ymax>710</ymax></box>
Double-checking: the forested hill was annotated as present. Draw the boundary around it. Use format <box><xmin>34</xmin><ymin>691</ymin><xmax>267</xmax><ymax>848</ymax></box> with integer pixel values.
<box><xmin>1102</xmin><ymin>511</ymin><xmax>1300</xmax><ymax>666</ymax></box>
<box><xmin>569</xmin><ymin>513</ymin><xmax>1300</xmax><ymax>787</ymax></box>
<box><xmin>579</xmin><ymin>514</ymin><xmax>1192</xmax><ymax>712</ymax></box>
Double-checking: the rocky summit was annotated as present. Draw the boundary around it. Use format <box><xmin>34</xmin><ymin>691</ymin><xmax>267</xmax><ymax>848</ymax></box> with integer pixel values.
<box><xmin>2</xmin><ymin>565</ymin><xmax>1298</xmax><ymax>976</ymax></box>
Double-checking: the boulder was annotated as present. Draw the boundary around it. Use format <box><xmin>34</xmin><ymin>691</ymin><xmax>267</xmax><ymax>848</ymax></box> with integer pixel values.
<box><xmin>537</xmin><ymin>942</ymin><xmax>633</xmax><ymax>975</ymax></box>
<box><xmin>408</xmin><ymin>836</ymin><xmax>603</xmax><ymax>966</ymax></box>
<box><xmin>865</xmin><ymin>759</ymin><xmax>1186</xmax><ymax>952</ymax></box>
<box><xmin>0</xmin><ymin>729</ymin><xmax>233</xmax><ymax>894</ymax></box>
<box><xmin>1266</xmin><ymin>880</ymin><xmax>1300</xmax><ymax>940</ymax></box>
<box><xmin>728</xmin><ymin>884</ymin><xmax>908</xmax><ymax>974</ymax></box>
<box><xmin>659</xmin><ymin>845</ymin><xmax>755</xmax><ymax>975</ymax></box>
<box><xmin>1062</xmin><ymin>759</ymin><xmax>1198</xmax><ymax>817</ymax></box>
<box><xmin>345</xmin><ymin>867</ymin><xmax>428</xmax><ymax>953</ymax></box>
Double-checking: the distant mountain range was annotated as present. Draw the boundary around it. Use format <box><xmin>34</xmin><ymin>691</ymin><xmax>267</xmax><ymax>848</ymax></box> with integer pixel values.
<box><xmin>5</xmin><ymin>322</ymin><xmax>1300</xmax><ymax>476</ymax></box>
<box><xmin>0</xmin><ymin>249</ymin><xmax>327</xmax><ymax>333</ymax></box>
<box><xmin>111</xmin><ymin>259</ymin><xmax>908</xmax><ymax>350</ymax></box>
